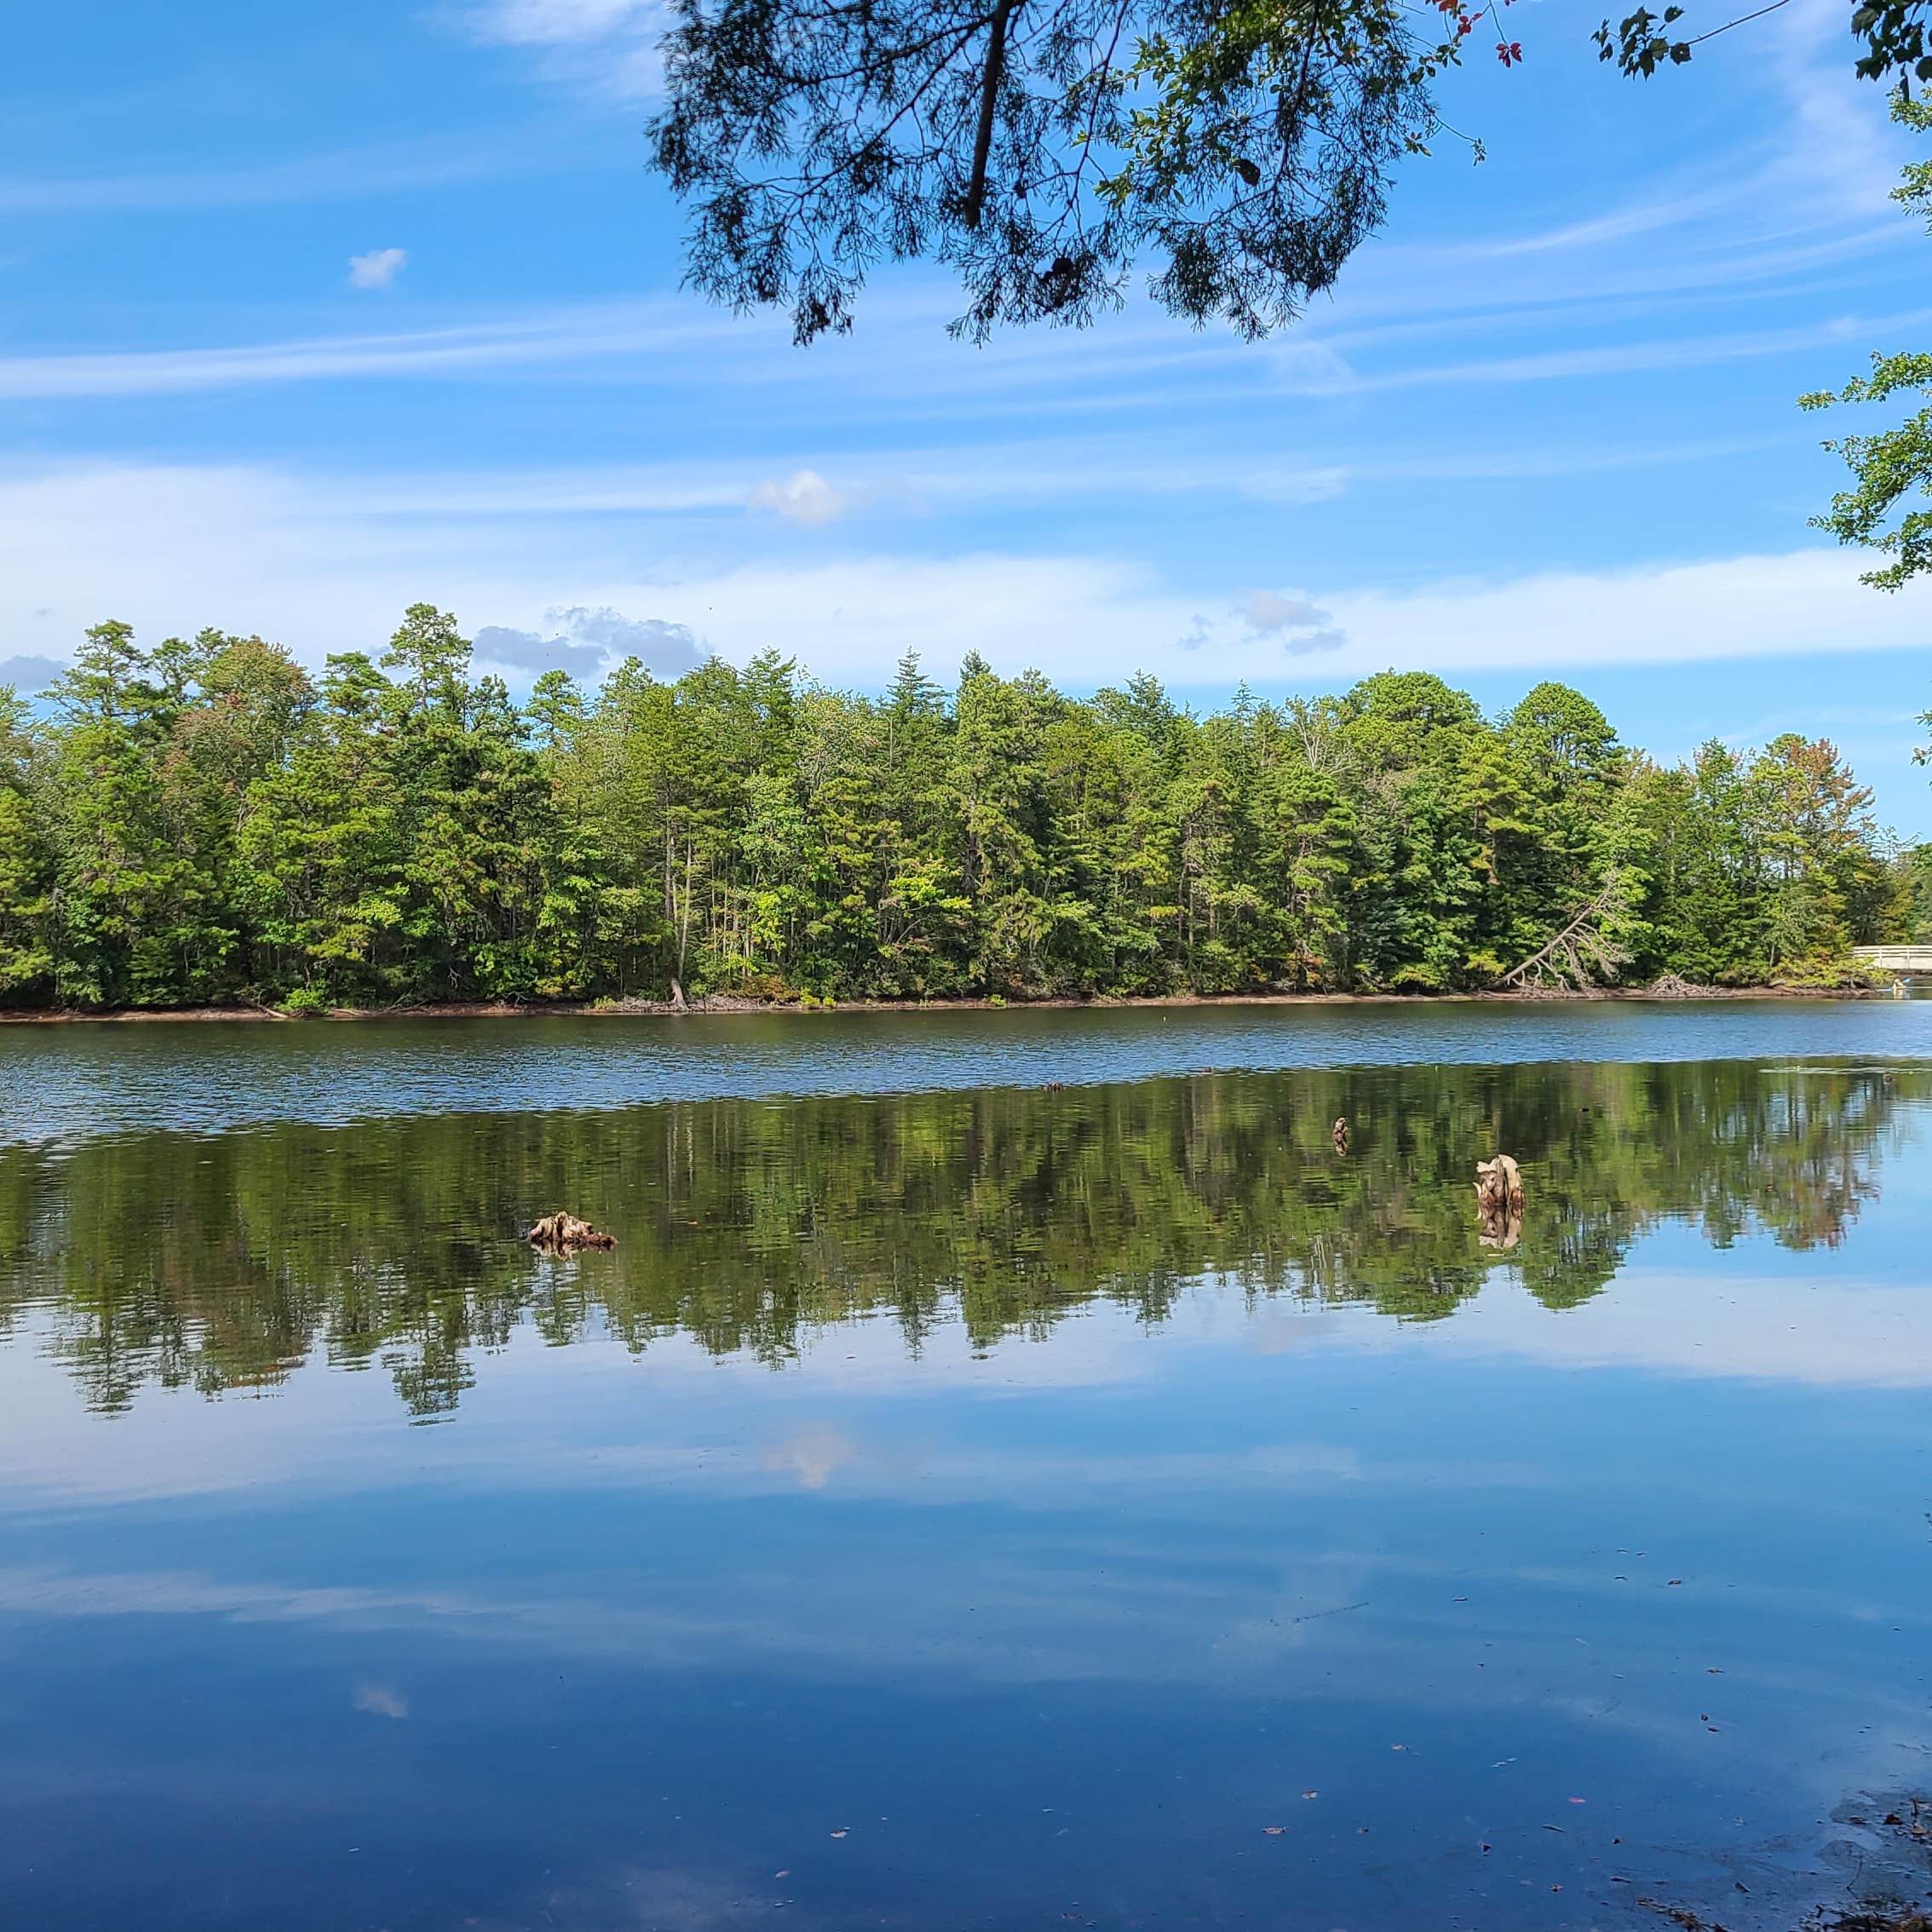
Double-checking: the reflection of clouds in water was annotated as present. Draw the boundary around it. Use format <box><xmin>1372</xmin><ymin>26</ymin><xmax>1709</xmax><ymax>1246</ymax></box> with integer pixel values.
<box><xmin>544</xmin><ymin>1860</ymin><xmax>806</xmax><ymax>1932</ymax></box>
<box><xmin>1413</xmin><ymin>1273</ymin><xmax>1932</xmax><ymax>1389</ymax></box>
<box><xmin>352</xmin><ymin>1679</ymin><xmax>408</xmax><ymax>1719</ymax></box>
<box><xmin>762</xmin><ymin>1423</ymin><xmax>862</xmax><ymax>1491</ymax></box>
<box><xmin>0</xmin><ymin>1542</ymin><xmax>1918</xmax><ymax>1732</ymax></box>
<box><xmin>13</xmin><ymin>1258</ymin><xmax>1926</xmax><ymax>1528</ymax></box>
<box><xmin>1245</xmin><ymin>1312</ymin><xmax>1348</xmax><ymax>1356</ymax></box>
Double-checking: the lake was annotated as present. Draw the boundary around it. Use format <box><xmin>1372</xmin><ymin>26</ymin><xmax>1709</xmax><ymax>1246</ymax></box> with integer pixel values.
<box><xmin>0</xmin><ymin>1003</ymin><xmax>1928</xmax><ymax>1930</ymax></box>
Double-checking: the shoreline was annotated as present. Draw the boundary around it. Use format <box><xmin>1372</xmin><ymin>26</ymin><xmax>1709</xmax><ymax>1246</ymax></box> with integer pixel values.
<box><xmin>0</xmin><ymin>984</ymin><xmax>1877</xmax><ymax>1025</ymax></box>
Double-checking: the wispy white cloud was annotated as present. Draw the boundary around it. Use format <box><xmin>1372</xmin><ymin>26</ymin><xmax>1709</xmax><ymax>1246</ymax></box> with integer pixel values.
<box><xmin>3</xmin><ymin>459</ymin><xmax>1916</xmax><ymax>687</ymax></box>
<box><xmin>0</xmin><ymin>303</ymin><xmax>745</xmax><ymax>400</ymax></box>
<box><xmin>0</xmin><ymin>135</ymin><xmax>584</xmax><ymax>216</ymax></box>
<box><xmin>2</xmin><ymin>288</ymin><xmax>1910</xmax><ymax>417</ymax></box>
<box><xmin>463</xmin><ymin>0</ymin><xmax>659</xmax><ymax>44</ymax></box>
<box><xmin>348</xmin><ymin>246</ymin><xmax>408</xmax><ymax>290</ymax></box>
<box><xmin>1283</xmin><ymin>308</ymin><xmax>1932</xmax><ymax>400</ymax></box>
<box><xmin>4</xmin><ymin>461</ymin><xmax>1929</xmax><ymax>694</ymax></box>
<box><xmin>456</xmin><ymin>0</ymin><xmax>670</xmax><ymax>97</ymax></box>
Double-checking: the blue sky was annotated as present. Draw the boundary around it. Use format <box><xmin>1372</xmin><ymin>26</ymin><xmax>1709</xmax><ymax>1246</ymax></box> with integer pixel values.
<box><xmin>7</xmin><ymin>1</ymin><xmax>1932</xmax><ymax>828</ymax></box>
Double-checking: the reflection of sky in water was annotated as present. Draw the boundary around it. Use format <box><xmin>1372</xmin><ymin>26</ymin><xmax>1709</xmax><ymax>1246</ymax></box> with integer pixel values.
<box><xmin>0</xmin><ymin>1029</ymin><xmax>1927</xmax><ymax>1930</ymax></box>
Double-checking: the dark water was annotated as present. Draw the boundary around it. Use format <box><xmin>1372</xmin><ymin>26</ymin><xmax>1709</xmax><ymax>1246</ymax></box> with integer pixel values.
<box><xmin>9</xmin><ymin>995</ymin><xmax>1932</xmax><ymax>1147</ymax></box>
<box><xmin>0</xmin><ymin>1009</ymin><xmax>1928</xmax><ymax>1931</ymax></box>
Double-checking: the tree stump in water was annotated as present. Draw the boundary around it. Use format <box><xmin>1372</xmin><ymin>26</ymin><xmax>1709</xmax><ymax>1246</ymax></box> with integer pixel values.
<box><xmin>526</xmin><ymin>1211</ymin><xmax>617</xmax><ymax>1252</ymax></box>
<box><xmin>1475</xmin><ymin>1155</ymin><xmax>1524</xmax><ymax>1249</ymax></box>
<box><xmin>1475</xmin><ymin>1154</ymin><xmax>1524</xmax><ymax>1216</ymax></box>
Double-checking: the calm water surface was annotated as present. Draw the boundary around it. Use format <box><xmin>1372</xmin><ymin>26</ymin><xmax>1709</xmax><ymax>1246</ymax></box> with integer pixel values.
<box><xmin>0</xmin><ymin>1006</ymin><xmax>1927</xmax><ymax>1930</ymax></box>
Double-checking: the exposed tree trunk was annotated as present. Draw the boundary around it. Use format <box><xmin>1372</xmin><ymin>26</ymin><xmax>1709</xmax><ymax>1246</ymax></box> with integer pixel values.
<box><xmin>676</xmin><ymin>842</ymin><xmax>696</xmax><ymax>979</ymax></box>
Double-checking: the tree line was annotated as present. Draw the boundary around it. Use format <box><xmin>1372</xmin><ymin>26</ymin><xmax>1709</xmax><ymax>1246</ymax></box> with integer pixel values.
<box><xmin>1</xmin><ymin>1061</ymin><xmax>1897</xmax><ymax>1416</ymax></box>
<box><xmin>0</xmin><ymin>606</ymin><xmax>1909</xmax><ymax>1011</ymax></box>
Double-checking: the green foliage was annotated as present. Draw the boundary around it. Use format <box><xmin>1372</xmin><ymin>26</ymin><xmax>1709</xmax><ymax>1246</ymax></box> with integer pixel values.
<box><xmin>1599</xmin><ymin>0</ymin><xmax>1932</xmax><ymax>85</ymax></box>
<box><xmin>0</xmin><ymin>687</ymin><xmax>54</xmax><ymax>998</ymax></box>
<box><xmin>0</xmin><ymin>613</ymin><xmax>1902</xmax><ymax>1012</ymax></box>
<box><xmin>1803</xmin><ymin>98</ymin><xmax>1932</xmax><ymax>595</ymax></box>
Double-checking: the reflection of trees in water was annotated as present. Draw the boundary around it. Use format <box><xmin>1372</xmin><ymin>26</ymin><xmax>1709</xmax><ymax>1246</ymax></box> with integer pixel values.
<box><xmin>0</xmin><ymin>1061</ymin><xmax>1912</xmax><ymax>1417</ymax></box>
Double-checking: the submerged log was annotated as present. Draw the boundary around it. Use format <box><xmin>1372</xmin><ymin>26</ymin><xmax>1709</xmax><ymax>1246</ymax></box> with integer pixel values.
<box><xmin>526</xmin><ymin>1211</ymin><xmax>617</xmax><ymax>1252</ymax></box>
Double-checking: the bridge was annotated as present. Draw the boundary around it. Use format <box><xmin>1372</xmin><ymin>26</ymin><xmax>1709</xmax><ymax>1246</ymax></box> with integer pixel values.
<box><xmin>1852</xmin><ymin>946</ymin><xmax>1932</xmax><ymax>972</ymax></box>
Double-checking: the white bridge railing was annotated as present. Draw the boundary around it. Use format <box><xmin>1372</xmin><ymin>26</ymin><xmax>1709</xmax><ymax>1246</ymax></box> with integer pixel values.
<box><xmin>1851</xmin><ymin>946</ymin><xmax>1932</xmax><ymax>970</ymax></box>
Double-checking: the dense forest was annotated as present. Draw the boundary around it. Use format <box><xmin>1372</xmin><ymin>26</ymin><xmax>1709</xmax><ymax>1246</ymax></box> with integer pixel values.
<box><xmin>0</xmin><ymin>606</ymin><xmax>1913</xmax><ymax>1010</ymax></box>
<box><xmin>0</xmin><ymin>1061</ymin><xmax>1900</xmax><ymax>1416</ymax></box>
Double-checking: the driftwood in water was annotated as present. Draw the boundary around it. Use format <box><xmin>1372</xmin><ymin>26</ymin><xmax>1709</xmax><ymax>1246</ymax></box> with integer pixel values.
<box><xmin>1475</xmin><ymin>1154</ymin><xmax>1524</xmax><ymax>1248</ymax></box>
<box><xmin>526</xmin><ymin>1211</ymin><xmax>617</xmax><ymax>1252</ymax></box>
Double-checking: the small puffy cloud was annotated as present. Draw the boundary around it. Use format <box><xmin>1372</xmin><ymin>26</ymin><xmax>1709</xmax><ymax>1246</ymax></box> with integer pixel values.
<box><xmin>348</xmin><ymin>247</ymin><xmax>408</xmax><ymax>290</ymax></box>
<box><xmin>750</xmin><ymin>469</ymin><xmax>848</xmax><ymax>527</ymax></box>
<box><xmin>474</xmin><ymin>605</ymin><xmax>704</xmax><ymax>680</ymax></box>
<box><xmin>1244</xmin><ymin>589</ymin><xmax>1326</xmax><ymax>633</ymax></box>
<box><xmin>1241</xmin><ymin>588</ymin><xmax>1345</xmax><ymax>656</ymax></box>
<box><xmin>352</xmin><ymin>1681</ymin><xmax>408</xmax><ymax>1720</ymax></box>
<box><xmin>553</xmin><ymin>605</ymin><xmax>704</xmax><ymax>671</ymax></box>
<box><xmin>0</xmin><ymin>653</ymin><xmax>66</xmax><ymax>694</ymax></box>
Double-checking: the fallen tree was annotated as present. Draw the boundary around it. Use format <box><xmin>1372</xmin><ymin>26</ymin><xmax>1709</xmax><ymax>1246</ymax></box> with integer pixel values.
<box><xmin>1498</xmin><ymin>881</ymin><xmax>1631</xmax><ymax>993</ymax></box>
